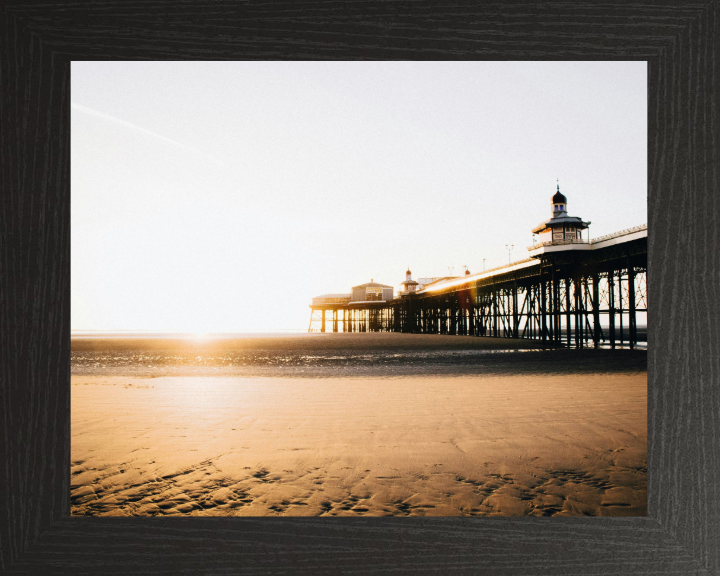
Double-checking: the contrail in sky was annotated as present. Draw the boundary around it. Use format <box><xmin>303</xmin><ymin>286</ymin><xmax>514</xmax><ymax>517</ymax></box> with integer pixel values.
<box><xmin>71</xmin><ymin>102</ymin><xmax>224</xmax><ymax>166</ymax></box>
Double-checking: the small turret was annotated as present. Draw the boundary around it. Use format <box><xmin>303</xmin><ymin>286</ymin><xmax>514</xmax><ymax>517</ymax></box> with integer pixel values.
<box><xmin>530</xmin><ymin>181</ymin><xmax>591</xmax><ymax>250</ymax></box>
<box><xmin>400</xmin><ymin>267</ymin><xmax>418</xmax><ymax>295</ymax></box>
<box><xmin>551</xmin><ymin>182</ymin><xmax>568</xmax><ymax>217</ymax></box>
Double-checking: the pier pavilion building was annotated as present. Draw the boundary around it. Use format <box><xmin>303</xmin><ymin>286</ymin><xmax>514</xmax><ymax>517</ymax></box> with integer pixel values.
<box><xmin>351</xmin><ymin>281</ymin><xmax>393</xmax><ymax>303</ymax></box>
<box><xmin>530</xmin><ymin>184</ymin><xmax>591</xmax><ymax>250</ymax></box>
<box><xmin>397</xmin><ymin>269</ymin><xmax>419</xmax><ymax>296</ymax></box>
<box><xmin>308</xmin><ymin>281</ymin><xmax>393</xmax><ymax>332</ymax></box>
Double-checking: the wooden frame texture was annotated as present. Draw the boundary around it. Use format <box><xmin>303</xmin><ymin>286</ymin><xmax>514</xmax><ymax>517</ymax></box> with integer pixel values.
<box><xmin>1</xmin><ymin>2</ymin><xmax>718</xmax><ymax>574</ymax></box>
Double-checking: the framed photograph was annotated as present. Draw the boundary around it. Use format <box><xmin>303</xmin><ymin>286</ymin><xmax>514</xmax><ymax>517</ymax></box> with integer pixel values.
<box><xmin>2</xmin><ymin>2</ymin><xmax>717</xmax><ymax>574</ymax></box>
<box><xmin>70</xmin><ymin>60</ymin><xmax>649</xmax><ymax>523</ymax></box>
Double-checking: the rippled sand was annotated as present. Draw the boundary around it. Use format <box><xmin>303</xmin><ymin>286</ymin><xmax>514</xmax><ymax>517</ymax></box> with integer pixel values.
<box><xmin>71</xmin><ymin>333</ymin><xmax>646</xmax><ymax>517</ymax></box>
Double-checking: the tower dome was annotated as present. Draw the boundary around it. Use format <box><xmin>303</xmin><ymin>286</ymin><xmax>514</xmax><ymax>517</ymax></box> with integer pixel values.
<box><xmin>551</xmin><ymin>183</ymin><xmax>568</xmax><ymax>216</ymax></box>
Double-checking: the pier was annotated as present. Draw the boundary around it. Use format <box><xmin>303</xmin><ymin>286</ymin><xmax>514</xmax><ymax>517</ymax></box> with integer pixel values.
<box><xmin>309</xmin><ymin>187</ymin><xmax>647</xmax><ymax>349</ymax></box>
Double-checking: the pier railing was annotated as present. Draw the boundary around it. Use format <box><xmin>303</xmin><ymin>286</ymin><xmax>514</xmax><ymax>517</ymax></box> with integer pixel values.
<box><xmin>528</xmin><ymin>238</ymin><xmax>589</xmax><ymax>250</ymax></box>
<box><xmin>589</xmin><ymin>224</ymin><xmax>647</xmax><ymax>244</ymax></box>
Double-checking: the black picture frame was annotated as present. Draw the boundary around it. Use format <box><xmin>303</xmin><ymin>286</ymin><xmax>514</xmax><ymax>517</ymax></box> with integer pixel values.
<box><xmin>2</xmin><ymin>2</ymin><xmax>717</xmax><ymax>574</ymax></box>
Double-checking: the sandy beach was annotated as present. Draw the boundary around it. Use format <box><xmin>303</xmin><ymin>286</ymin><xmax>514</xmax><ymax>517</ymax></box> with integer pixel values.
<box><xmin>72</xmin><ymin>333</ymin><xmax>647</xmax><ymax>517</ymax></box>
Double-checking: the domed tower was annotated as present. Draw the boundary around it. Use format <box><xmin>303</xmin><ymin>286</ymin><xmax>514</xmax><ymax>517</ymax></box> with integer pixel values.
<box><xmin>551</xmin><ymin>184</ymin><xmax>568</xmax><ymax>216</ymax></box>
<box><xmin>400</xmin><ymin>268</ymin><xmax>419</xmax><ymax>295</ymax></box>
<box><xmin>530</xmin><ymin>182</ymin><xmax>591</xmax><ymax>251</ymax></box>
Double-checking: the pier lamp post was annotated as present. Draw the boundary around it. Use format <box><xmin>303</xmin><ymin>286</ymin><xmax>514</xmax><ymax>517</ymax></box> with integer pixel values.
<box><xmin>483</xmin><ymin>258</ymin><xmax>486</xmax><ymax>271</ymax></box>
<box><xmin>505</xmin><ymin>244</ymin><xmax>514</xmax><ymax>264</ymax></box>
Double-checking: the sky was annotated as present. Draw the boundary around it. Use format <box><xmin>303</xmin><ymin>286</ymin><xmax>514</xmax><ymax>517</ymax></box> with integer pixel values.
<box><xmin>71</xmin><ymin>61</ymin><xmax>647</xmax><ymax>333</ymax></box>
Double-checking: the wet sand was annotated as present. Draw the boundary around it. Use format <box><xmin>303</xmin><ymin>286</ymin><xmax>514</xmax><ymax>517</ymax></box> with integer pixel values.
<box><xmin>71</xmin><ymin>333</ymin><xmax>647</xmax><ymax>517</ymax></box>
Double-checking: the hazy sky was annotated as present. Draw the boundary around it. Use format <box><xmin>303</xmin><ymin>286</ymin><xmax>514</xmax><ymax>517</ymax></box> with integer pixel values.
<box><xmin>71</xmin><ymin>61</ymin><xmax>647</xmax><ymax>333</ymax></box>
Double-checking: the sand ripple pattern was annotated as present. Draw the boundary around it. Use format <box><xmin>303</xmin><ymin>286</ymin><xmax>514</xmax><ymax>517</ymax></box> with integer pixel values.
<box><xmin>71</xmin><ymin>459</ymin><xmax>646</xmax><ymax>517</ymax></box>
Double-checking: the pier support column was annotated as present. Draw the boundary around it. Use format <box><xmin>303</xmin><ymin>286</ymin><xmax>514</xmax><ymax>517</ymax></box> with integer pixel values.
<box><xmin>565</xmin><ymin>278</ymin><xmax>571</xmax><ymax>347</ymax></box>
<box><xmin>467</xmin><ymin>302</ymin><xmax>472</xmax><ymax>336</ymax></box>
<box><xmin>449</xmin><ymin>296</ymin><xmax>456</xmax><ymax>335</ymax></box>
<box><xmin>574</xmin><ymin>278</ymin><xmax>581</xmax><ymax>348</ymax></box>
<box><xmin>493</xmin><ymin>289</ymin><xmax>498</xmax><ymax>338</ymax></box>
<box><xmin>628</xmin><ymin>260</ymin><xmax>637</xmax><ymax>349</ymax></box>
<box><xmin>618</xmin><ymin>269</ymin><xmax>624</xmax><ymax>345</ymax></box>
<box><xmin>555</xmin><ymin>276</ymin><xmax>561</xmax><ymax>343</ymax></box>
<box><xmin>552</xmin><ymin>277</ymin><xmax>558</xmax><ymax>343</ymax></box>
<box><xmin>608</xmin><ymin>273</ymin><xmax>616</xmax><ymax>348</ymax></box>
<box><xmin>321</xmin><ymin>309</ymin><xmax>326</xmax><ymax>333</ymax></box>
<box><xmin>541</xmin><ymin>273</ymin><xmax>547</xmax><ymax>342</ymax></box>
<box><xmin>512</xmin><ymin>282</ymin><xmax>519</xmax><ymax>338</ymax></box>
<box><xmin>592</xmin><ymin>274</ymin><xmax>600</xmax><ymax>346</ymax></box>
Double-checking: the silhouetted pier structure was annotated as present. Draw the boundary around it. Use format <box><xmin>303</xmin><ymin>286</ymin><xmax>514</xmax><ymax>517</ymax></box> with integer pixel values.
<box><xmin>309</xmin><ymin>187</ymin><xmax>647</xmax><ymax>349</ymax></box>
